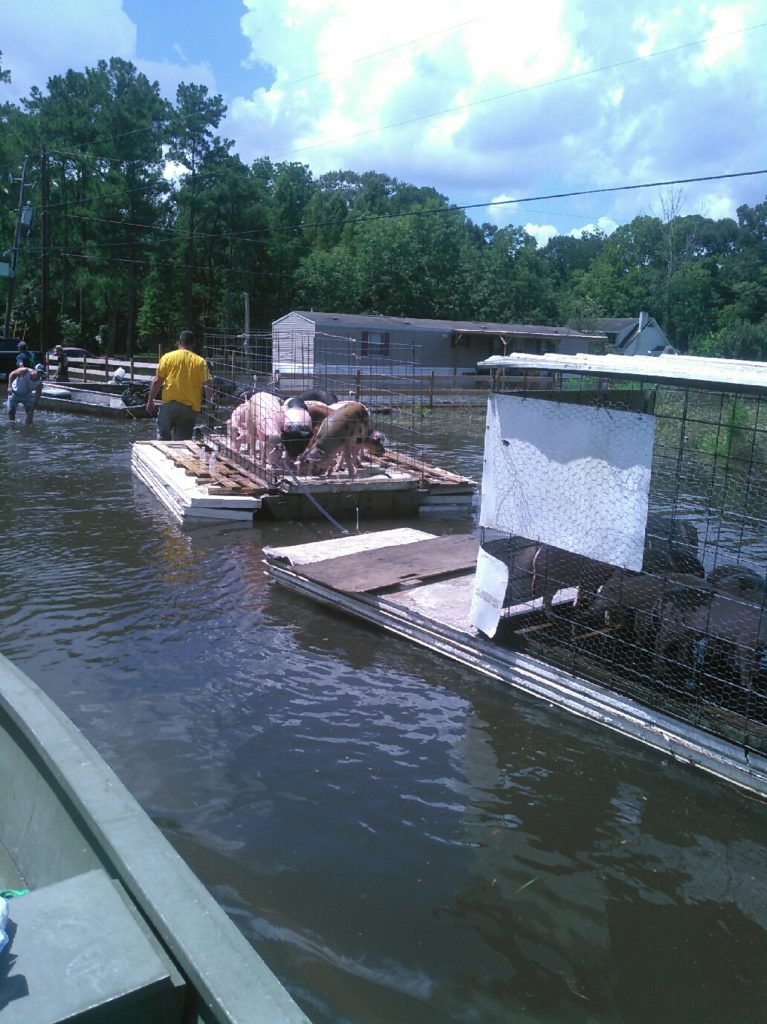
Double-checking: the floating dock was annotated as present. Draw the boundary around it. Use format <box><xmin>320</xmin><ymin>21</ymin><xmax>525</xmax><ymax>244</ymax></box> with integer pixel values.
<box><xmin>264</xmin><ymin>529</ymin><xmax>767</xmax><ymax>798</ymax></box>
<box><xmin>131</xmin><ymin>441</ymin><xmax>476</xmax><ymax>523</ymax></box>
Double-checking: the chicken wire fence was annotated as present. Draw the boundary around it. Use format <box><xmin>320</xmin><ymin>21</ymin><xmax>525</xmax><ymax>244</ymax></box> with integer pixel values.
<box><xmin>201</xmin><ymin>329</ymin><xmax>436</xmax><ymax>486</ymax></box>
<box><xmin>477</xmin><ymin>373</ymin><xmax>767</xmax><ymax>759</ymax></box>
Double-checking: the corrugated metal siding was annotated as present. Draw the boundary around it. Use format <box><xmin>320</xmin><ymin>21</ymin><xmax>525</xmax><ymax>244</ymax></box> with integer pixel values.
<box><xmin>273</xmin><ymin>313</ymin><xmax>315</xmax><ymax>370</ymax></box>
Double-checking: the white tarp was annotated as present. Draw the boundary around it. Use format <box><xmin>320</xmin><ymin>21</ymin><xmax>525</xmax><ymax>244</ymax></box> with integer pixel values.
<box><xmin>468</xmin><ymin>545</ymin><xmax>509</xmax><ymax>639</ymax></box>
<box><xmin>471</xmin><ymin>394</ymin><xmax>655</xmax><ymax>637</ymax></box>
<box><xmin>480</xmin><ymin>394</ymin><xmax>655</xmax><ymax>568</ymax></box>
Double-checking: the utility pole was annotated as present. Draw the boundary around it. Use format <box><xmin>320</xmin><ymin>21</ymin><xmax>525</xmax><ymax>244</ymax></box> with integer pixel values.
<box><xmin>40</xmin><ymin>147</ymin><xmax>51</xmax><ymax>347</ymax></box>
<box><xmin>241</xmin><ymin>291</ymin><xmax>251</xmax><ymax>369</ymax></box>
<box><xmin>3</xmin><ymin>155</ymin><xmax>32</xmax><ymax>337</ymax></box>
<box><xmin>242</xmin><ymin>291</ymin><xmax>250</xmax><ymax>335</ymax></box>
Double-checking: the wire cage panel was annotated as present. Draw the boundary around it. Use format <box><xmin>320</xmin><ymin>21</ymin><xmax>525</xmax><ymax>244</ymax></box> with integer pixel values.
<box><xmin>202</xmin><ymin>329</ymin><xmax>439</xmax><ymax>489</ymax></box>
<box><xmin>474</xmin><ymin>370</ymin><xmax>767</xmax><ymax>760</ymax></box>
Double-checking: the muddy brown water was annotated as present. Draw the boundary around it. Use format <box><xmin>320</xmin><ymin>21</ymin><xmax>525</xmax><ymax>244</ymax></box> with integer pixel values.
<box><xmin>1</xmin><ymin>408</ymin><xmax>765</xmax><ymax>1024</ymax></box>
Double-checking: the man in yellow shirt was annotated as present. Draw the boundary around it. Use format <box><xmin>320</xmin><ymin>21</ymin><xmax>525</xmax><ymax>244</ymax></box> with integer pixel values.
<box><xmin>146</xmin><ymin>330</ymin><xmax>212</xmax><ymax>440</ymax></box>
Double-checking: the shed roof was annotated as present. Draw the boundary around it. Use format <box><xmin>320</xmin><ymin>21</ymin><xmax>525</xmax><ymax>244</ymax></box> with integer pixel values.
<box><xmin>478</xmin><ymin>352</ymin><xmax>767</xmax><ymax>392</ymax></box>
<box><xmin>591</xmin><ymin>317</ymin><xmax>642</xmax><ymax>332</ymax></box>
<box><xmin>274</xmin><ymin>310</ymin><xmax>603</xmax><ymax>340</ymax></box>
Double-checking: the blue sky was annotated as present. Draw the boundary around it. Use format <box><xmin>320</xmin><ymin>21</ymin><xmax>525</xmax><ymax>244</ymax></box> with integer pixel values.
<box><xmin>122</xmin><ymin>0</ymin><xmax>272</xmax><ymax>99</ymax></box>
<box><xmin>2</xmin><ymin>0</ymin><xmax>766</xmax><ymax>245</ymax></box>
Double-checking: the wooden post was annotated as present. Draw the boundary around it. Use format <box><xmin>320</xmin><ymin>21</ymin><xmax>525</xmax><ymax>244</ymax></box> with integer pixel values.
<box><xmin>3</xmin><ymin>155</ymin><xmax>30</xmax><ymax>338</ymax></box>
<box><xmin>40</xmin><ymin>149</ymin><xmax>51</xmax><ymax>351</ymax></box>
<box><xmin>130</xmin><ymin>356</ymin><xmax>135</xmax><ymax>381</ymax></box>
<box><xmin>355</xmin><ymin>368</ymin><xmax>361</xmax><ymax>401</ymax></box>
<box><xmin>429</xmin><ymin>371</ymin><xmax>435</xmax><ymax>411</ymax></box>
<box><xmin>83</xmin><ymin>356</ymin><xmax>88</xmax><ymax>383</ymax></box>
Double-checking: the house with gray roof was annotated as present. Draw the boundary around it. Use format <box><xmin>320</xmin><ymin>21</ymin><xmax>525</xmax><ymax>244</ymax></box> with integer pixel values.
<box><xmin>591</xmin><ymin>312</ymin><xmax>676</xmax><ymax>356</ymax></box>
<box><xmin>271</xmin><ymin>311</ymin><xmax>606</xmax><ymax>376</ymax></box>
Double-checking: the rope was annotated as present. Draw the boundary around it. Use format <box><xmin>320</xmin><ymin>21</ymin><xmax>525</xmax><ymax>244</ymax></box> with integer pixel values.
<box><xmin>279</xmin><ymin>457</ymin><xmax>349</xmax><ymax>536</ymax></box>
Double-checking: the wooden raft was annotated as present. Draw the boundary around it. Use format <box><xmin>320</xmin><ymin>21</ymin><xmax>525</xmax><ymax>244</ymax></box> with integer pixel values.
<box><xmin>134</xmin><ymin>441</ymin><xmax>475</xmax><ymax>522</ymax></box>
<box><xmin>290</xmin><ymin>534</ymin><xmax>479</xmax><ymax>592</ymax></box>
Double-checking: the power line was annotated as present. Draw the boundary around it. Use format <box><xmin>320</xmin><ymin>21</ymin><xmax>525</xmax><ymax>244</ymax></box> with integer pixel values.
<box><xmin>39</xmin><ymin>168</ymin><xmax>767</xmax><ymax>257</ymax></box>
<box><xmin>451</xmin><ymin>170</ymin><xmax>767</xmax><ymax>216</ymax></box>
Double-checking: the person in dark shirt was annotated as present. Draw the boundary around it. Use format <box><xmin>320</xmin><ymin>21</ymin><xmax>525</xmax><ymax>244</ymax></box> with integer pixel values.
<box><xmin>52</xmin><ymin>344</ymin><xmax>69</xmax><ymax>382</ymax></box>
<box><xmin>15</xmin><ymin>341</ymin><xmax>34</xmax><ymax>369</ymax></box>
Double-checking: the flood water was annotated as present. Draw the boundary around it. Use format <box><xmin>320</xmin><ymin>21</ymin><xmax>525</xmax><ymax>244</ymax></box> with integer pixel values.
<box><xmin>1</xmin><ymin>409</ymin><xmax>766</xmax><ymax>1024</ymax></box>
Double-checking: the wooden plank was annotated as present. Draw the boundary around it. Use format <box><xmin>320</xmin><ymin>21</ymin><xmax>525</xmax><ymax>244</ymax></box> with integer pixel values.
<box><xmin>177</xmin><ymin>456</ymin><xmax>211</xmax><ymax>477</ymax></box>
<box><xmin>149</xmin><ymin>442</ymin><xmax>265</xmax><ymax>494</ymax></box>
<box><xmin>293</xmin><ymin>534</ymin><xmax>479</xmax><ymax>592</ymax></box>
<box><xmin>378</xmin><ymin>450</ymin><xmax>475</xmax><ymax>485</ymax></box>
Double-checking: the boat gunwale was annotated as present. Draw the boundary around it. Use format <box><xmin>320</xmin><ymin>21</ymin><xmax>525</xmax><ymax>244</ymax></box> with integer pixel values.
<box><xmin>0</xmin><ymin>652</ymin><xmax>310</xmax><ymax>1024</ymax></box>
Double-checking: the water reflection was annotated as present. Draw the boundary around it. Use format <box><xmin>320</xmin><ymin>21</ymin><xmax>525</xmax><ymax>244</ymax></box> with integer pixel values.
<box><xmin>0</xmin><ymin>412</ymin><xmax>765</xmax><ymax>1024</ymax></box>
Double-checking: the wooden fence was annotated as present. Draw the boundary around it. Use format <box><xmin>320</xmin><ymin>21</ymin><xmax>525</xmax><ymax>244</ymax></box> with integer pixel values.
<box><xmin>47</xmin><ymin>355</ymin><xmax>157</xmax><ymax>384</ymax></box>
<box><xmin>48</xmin><ymin>355</ymin><xmax>548</xmax><ymax>409</ymax></box>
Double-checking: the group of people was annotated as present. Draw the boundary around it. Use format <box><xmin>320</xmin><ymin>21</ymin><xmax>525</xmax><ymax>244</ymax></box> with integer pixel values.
<box><xmin>6</xmin><ymin>332</ymin><xmax>210</xmax><ymax>437</ymax></box>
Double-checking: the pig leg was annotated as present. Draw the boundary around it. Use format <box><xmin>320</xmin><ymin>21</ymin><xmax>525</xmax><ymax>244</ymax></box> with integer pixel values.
<box><xmin>341</xmin><ymin>440</ymin><xmax>357</xmax><ymax>478</ymax></box>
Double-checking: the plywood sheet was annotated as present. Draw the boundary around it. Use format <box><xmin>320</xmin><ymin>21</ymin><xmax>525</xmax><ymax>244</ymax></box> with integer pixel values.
<box><xmin>293</xmin><ymin>534</ymin><xmax>479</xmax><ymax>592</ymax></box>
<box><xmin>264</xmin><ymin>528</ymin><xmax>435</xmax><ymax>566</ymax></box>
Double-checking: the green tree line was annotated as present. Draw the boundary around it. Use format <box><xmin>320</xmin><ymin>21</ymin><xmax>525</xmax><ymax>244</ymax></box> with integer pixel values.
<box><xmin>1</xmin><ymin>53</ymin><xmax>766</xmax><ymax>358</ymax></box>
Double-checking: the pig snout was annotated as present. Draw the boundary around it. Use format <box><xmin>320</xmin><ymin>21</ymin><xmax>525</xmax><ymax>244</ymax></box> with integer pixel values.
<box><xmin>365</xmin><ymin>430</ymin><xmax>386</xmax><ymax>457</ymax></box>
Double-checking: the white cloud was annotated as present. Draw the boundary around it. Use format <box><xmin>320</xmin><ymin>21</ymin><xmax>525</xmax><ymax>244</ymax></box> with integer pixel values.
<box><xmin>2</xmin><ymin>0</ymin><xmax>765</xmax><ymax>241</ymax></box>
<box><xmin>484</xmin><ymin>195</ymin><xmax>518</xmax><ymax>228</ymax></box>
<box><xmin>1</xmin><ymin>0</ymin><xmax>218</xmax><ymax>107</ymax></box>
<box><xmin>696</xmin><ymin>5</ymin><xmax>746</xmax><ymax>68</ymax></box>
<box><xmin>569</xmin><ymin>217</ymin><xmax>619</xmax><ymax>237</ymax></box>
<box><xmin>697</xmin><ymin>192</ymin><xmax>739</xmax><ymax>221</ymax></box>
<box><xmin>632</xmin><ymin>15</ymin><xmax>661</xmax><ymax>58</ymax></box>
<box><xmin>228</xmin><ymin>0</ymin><xmax>766</xmax><ymax>237</ymax></box>
<box><xmin>232</xmin><ymin>0</ymin><xmax>584</xmax><ymax>169</ymax></box>
<box><xmin>524</xmin><ymin>222</ymin><xmax>560</xmax><ymax>246</ymax></box>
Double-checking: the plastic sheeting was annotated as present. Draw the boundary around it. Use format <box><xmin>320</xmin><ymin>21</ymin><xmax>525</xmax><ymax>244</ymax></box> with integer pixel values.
<box><xmin>471</xmin><ymin>394</ymin><xmax>655</xmax><ymax>637</ymax></box>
